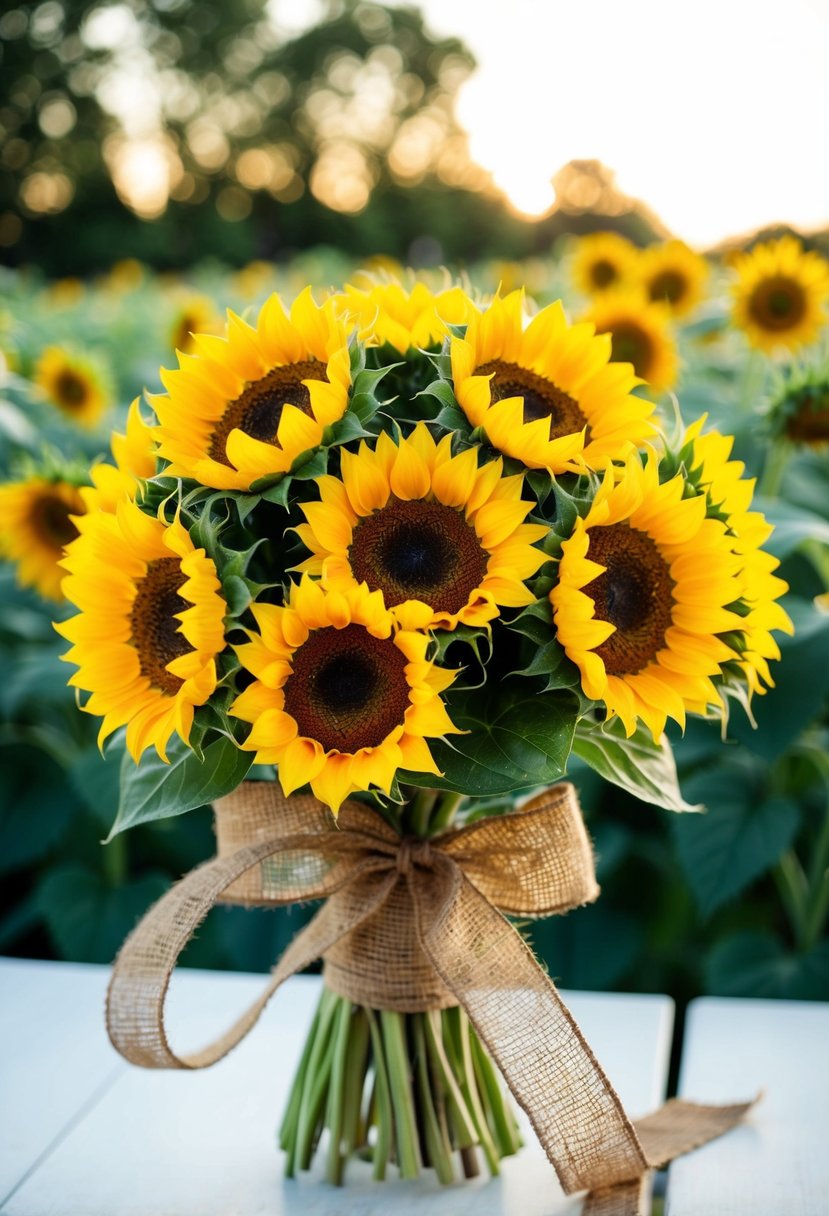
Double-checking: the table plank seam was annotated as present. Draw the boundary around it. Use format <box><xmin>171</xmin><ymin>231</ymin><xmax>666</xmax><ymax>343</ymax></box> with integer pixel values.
<box><xmin>0</xmin><ymin>1065</ymin><xmax>125</xmax><ymax>1213</ymax></box>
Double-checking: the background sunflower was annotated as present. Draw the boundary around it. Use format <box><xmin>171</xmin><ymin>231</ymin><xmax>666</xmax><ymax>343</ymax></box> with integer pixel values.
<box><xmin>731</xmin><ymin>235</ymin><xmax>829</xmax><ymax>353</ymax></box>
<box><xmin>0</xmin><ymin>476</ymin><xmax>84</xmax><ymax>600</ymax></box>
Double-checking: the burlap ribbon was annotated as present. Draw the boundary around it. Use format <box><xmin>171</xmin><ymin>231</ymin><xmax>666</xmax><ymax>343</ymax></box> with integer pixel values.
<box><xmin>107</xmin><ymin>782</ymin><xmax>755</xmax><ymax>1214</ymax></box>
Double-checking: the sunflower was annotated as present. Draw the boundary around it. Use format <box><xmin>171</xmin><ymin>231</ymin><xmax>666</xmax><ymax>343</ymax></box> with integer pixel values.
<box><xmin>731</xmin><ymin>236</ymin><xmax>829</xmax><ymax>353</ymax></box>
<box><xmin>57</xmin><ymin>503</ymin><xmax>226</xmax><ymax>761</ymax></box>
<box><xmin>451</xmin><ymin>291</ymin><xmax>655</xmax><ymax>473</ymax></box>
<box><xmin>571</xmin><ymin>232</ymin><xmax>637</xmax><ymax>296</ymax></box>
<box><xmin>231</xmin><ymin>578</ymin><xmax>459</xmax><ymax>813</ymax></box>
<box><xmin>153</xmin><ymin>288</ymin><xmax>352</xmax><ymax>491</ymax></box>
<box><xmin>550</xmin><ymin>454</ymin><xmax>747</xmax><ymax>740</ymax></box>
<box><xmin>0</xmin><ymin>477</ymin><xmax>85</xmax><ymax>600</ymax></box>
<box><xmin>768</xmin><ymin>361</ymin><xmax>829</xmax><ymax>446</ymax></box>
<box><xmin>582</xmin><ymin>290</ymin><xmax>679</xmax><ymax>392</ymax></box>
<box><xmin>637</xmin><ymin>240</ymin><xmax>709</xmax><ymax>317</ymax></box>
<box><xmin>681</xmin><ymin>419</ymin><xmax>793</xmax><ymax>695</ymax></box>
<box><xmin>333</xmin><ymin>279</ymin><xmax>476</xmax><ymax>353</ymax></box>
<box><xmin>82</xmin><ymin>399</ymin><xmax>158</xmax><ymax>515</ymax></box>
<box><xmin>169</xmin><ymin>294</ymin><xmax>222</xmax><ymax>355</ymax></box>
<box><xmin>294</xmin><ymin>423</ymin><xmax>548</xmax><ymax>631</ymax></box>
<box><xmin>35</xmin><ymin>347</ymin><xmax>111</xmax><ymax>427</ymax></box>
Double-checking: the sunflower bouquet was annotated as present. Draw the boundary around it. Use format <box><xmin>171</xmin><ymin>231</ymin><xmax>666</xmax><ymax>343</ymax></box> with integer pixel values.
<box><xmin>57</xmin><ymin>279</ymin><xmax>790</xmax><ymax>1189</ymax></box>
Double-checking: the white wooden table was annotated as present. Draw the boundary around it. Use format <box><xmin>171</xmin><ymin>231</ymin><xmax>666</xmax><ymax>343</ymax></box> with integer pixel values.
<box><xmin>666</xmin><ymin>996</ymin><xmax>829</xmax><ymax>1215</ymax></box>
<box><xmin>0</xmin><ymin>958</ymin><xmax>673</xmax><ymax>1216</ymax></box>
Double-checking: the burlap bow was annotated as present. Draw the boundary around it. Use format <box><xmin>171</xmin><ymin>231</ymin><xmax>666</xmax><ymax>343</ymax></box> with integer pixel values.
<box><xmin>107</xmin><ymin>781</ymin><xmax>754</xmax><ymax>1215</ymax></box>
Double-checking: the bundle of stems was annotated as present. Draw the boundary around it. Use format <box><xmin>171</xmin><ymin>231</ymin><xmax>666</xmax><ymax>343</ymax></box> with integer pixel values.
<box><xmin>279</xmin><ymin>993</ymin><xmax>522</xmax><ymax>1184</ymax></box>
<box><xmin>278</xmin><ymin>789</ymin><xmax>522</xmax><ymax>1185</ymax></box>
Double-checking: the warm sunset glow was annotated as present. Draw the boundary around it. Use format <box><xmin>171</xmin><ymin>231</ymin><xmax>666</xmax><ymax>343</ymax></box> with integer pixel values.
<box><xmin>415</xmin><ymin>0</ymin><xmax>829</xmax><ymax>246</ymax></box>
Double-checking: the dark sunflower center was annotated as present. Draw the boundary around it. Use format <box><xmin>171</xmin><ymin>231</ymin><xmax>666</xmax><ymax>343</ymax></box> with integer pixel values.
<box><xmin>591</xmin><ymin>259</ymin><xmax>617</xmax><ymax>289</ymax></box>
<box><xmin>33</xmin><ymin>494</ymin><xmax>79</xmax><ymax>551</ymax></box>
<box><xmin>208</xmin><ymin>359</ymin><xmax>324</xmax><ymax>466</ymax></box>
<box><xmin>172</xmin><ymin>315</ymin><xmax>196</xmax><ymax>350</ymax></box>
<box><xmin>282</xmin><ymin>623</ymin><xmax>410</xmax><ymax>753</ymax></box>
<box><xmin>349</xmin><ymin>497</ymin><xmax>489</xmax><ymax>614</ymax></box>
<box><xmin>648</xmin><ymin>270</ymin><xmax>686</xmax><ymax>305</ymax></box>
<box><xmin>130</xmin><ymin>557</ymin><xmax>191</xmax><ymax>695</ymax></box>
<box><xmin>476</xmin><ymin>359</ymin><xmax>590</xmax><ymax>439</ymax></box>
<box><xmin>55</xmin><ymin>369</ymin><xmax>88</xmax><ymax>408</ymax></box>
<box><xmin>581</xmin><ymin>523</ymin><xmax>675</xmax><ymax>676</ymax></box>
<box><xmin>607</xmin><ymin>322</ymin><xmax>655</xmax><ymax>381</ymax></box>
<box><xmin>748</xmin><ymin>276</ymin><xmax>807</xmax><ymax>332</ymax></box>
<box><xmin>786</xmin><ymin>392</ymin><xmax>829</xmax><ymax>444</ymax></box>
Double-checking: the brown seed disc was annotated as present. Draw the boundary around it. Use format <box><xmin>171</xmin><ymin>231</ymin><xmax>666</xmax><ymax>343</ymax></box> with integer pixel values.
<box><xmin>32</xmin><ymin>493</ymin><xmax>80</xmax><ymax>551</ymax></box>
<box><xmin>748</xmin><ymin>276</ymin><xmax>807</xmax><ymax>333</ymax></box>
<box><xmin>591</xmin><ymin>259</ymin><xmax>618</xmax><ymax>289</ymax></box>
<box><xmin>209</xmin><ymin>359</ymin><xmax>324</xmax><ymax>466</ymax></box>
<box><xmin>282</xmin><ymin>623</ymin><xmax>410</xmax><ymax>753</ymax></box>
<box><xmin>786</xmin><ymin>393</ymin><xmax>829</xmax><ymax>444</ymax></box>
<box><xmin>648</xmin><ymin>270</ymin><xmax>687</xmax><ymax>306</ymax></box>
<box><xmin>130</xmin><ymin>557</ymin><xmax>191</xmax><ymax>694</ymax></box>
<box><xmin>581</xmin><ymin>523</ymin><xmax>675</xmax><ymax>676</ymax></box>
<box><xmin>607</xmin><ymin>322</ymin><xmax>655</xmax><ymax>381</ymax></box>
<box><xmin>476</xmin><ymin>358</ymin><xmax>590</xmax><ymax>439</ymax></box>
<box><xmin>349</xmin><ymin>497</ymin><xmax>489</xmax><ymax>615</ymax></box>
<box><xmin>55</xmin><ymin>369</ymin><xmax>88</xmax><ymax>409</ymax></box>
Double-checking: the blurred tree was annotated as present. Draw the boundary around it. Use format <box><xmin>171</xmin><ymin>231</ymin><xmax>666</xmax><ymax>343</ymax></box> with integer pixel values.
<box><xmin>0</xmin><ymin>0</ymin><xmax>530</xmax><ymax>269</ymax></box>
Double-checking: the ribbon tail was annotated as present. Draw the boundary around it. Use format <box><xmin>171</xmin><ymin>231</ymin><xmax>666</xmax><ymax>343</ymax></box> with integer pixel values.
<box><xmin>412</xmin><ymin>860</ymin><xmax>648</xmax><ymax>1195</ymax></box>
<box><xmin>635</xmin><ymin>1095</ymin><xmax>761</xmax><ymax>1168</ymax></box>
<box><xmin>107</xmin><ymin>844</ymin><xmax>398</xmax><ymax>1070</ymax></box>
<box><xmin>581</xmin><ymin>1177</ymin><xmax>648</xmax><ymax>1216</ymax></box>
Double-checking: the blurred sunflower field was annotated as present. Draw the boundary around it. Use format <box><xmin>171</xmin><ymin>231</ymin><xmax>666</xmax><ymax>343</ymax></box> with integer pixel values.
<box><xmin>1</xmin><ymin>232</ymin><xmax>828</xmax><ymax>1009</ymax></box>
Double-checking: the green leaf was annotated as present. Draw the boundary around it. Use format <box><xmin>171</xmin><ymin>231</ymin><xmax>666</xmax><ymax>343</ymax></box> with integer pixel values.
<box><xmin>401</xmin><ymin>683</ymin><xmax>577</xmax><ymax>797</ymax></box>
<box><xmin>67</xmin><ymin>742</ymin><xmax>124</xmax><ymax>829</ymax></box>
<box><xmin>572</xmin><ymin>717</ymin><xmax>699</xmax><ymax>813</ymax></box>
<box><xmin>530</xmin><ymin>900</ymin><xmax>643</xmax><ymax>990</ymax></box>
<box><xmin>726</xmin><ymin>597</ymin><xmax>829</xmax><ymax>760</ymax></box>
<box><xmin>111</xmin><ymin>733</ymin><xmax>253</xmax><ymax>838</ymax></box>
<box><xmin>672</xmin><ymin>763</ymin><xmax>800</xmax><ymax>917</ymax></box>
<box><xmin>705</xmin><ymin>931</ymin><xmax>829</xmax><ymax>999</ymax></box>
<box><xmin>754</xmin><ymin>497</ymin><xmax>829</xmax><ymax>558</ymax></box>
<box><xmin>0</xmin><ymin>745</ymin><xmax>80</xmax><ymax>873</ymax></box>
<box><xmin>36</xmin><ymin>864</ymin><xmax>170</xmax><ymax>963</ymax></box>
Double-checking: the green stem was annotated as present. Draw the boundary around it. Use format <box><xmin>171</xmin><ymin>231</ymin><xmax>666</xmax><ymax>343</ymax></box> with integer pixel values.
<box><xmin>429</xmin><ymin>792</ymin><xmax>466</xmax><ymax>837</ymax></box>
<box><xmin>102</xmin><ymin>832</ymin><xmax>127</xmax><ymax>887</ymax></box>
<box><xmin>444</xmin><ymin>1007</ymin><xmax>500</xmax><ymax>1175</ymax></box>
<box><xmin>279</xmin><ymin>990</ymin><xmax>324</xmax><ymax>1160</ymax></box>
<box><xmin>408</xmin><ymin>788</ymin><xmax>439</xmax><ymax>838</ymax></box>
<box><xmin>324</xmin><ymin>999</ymin><xmax>353</xmax><ymax>1185</ymax></box>
<box><xmin>341</xmin><ymin>1007</ymin><xmax>370</xmax><ymax>1159</ymax></box>
<box><xmin>413</xmin><ymin>1015</ymin><xmax>455</xmax><ymax>1184</ymax></box>
<box><xmin>774</xmin><ymin>850</ymin><xmax>811</xmax><ymax>951</ymax></box>
<box><xmin>759</xmin><ymin>437</ymin><xmax>789</xmax><ymax>498</ymax></box>
<box><xmin>293</xmin><ymin>987</ymin><xmax>339</xmax><ymax>1172</ymax></box>
<box><xmin>423</xmin><ymin>1010</ymin><xmax>478</xmax><ymax>1148</ymax></box>
<box><xmin>469</xmin><ymin>1032</ymin><xmax>522</xmax><ymax>1157</ymax></box>
<box><xmin>380</xmin><ymin>1011</ymin><xmax>421</xmax><ymax>1178</ymax></box>
<box><xmin>366</xmin><ymin>1010</ymin><xmax>394</xmax><ymax>1180</ymax></box>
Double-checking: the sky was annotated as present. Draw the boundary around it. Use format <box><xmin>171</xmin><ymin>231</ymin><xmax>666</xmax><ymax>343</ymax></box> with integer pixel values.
<box><xmin>394</xmin><ymin>0</ymin><xmax>829</xmax><ymax>247</ymax></box>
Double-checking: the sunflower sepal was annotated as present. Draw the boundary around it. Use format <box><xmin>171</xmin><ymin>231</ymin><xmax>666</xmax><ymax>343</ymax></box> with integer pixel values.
<box><xmin>251</xmin><ymin>449</ymin><xmax>331</xmax><ymax>506</ymax></box>
<box><xmin>428</xmin><ymin>624</ymin><xmax>493</xmax><ymax>691</ymax></box>
<box><xmin>571</xmin><ymin>716</ymin><xmax>701</xmax><ymax>814</ymax></box>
